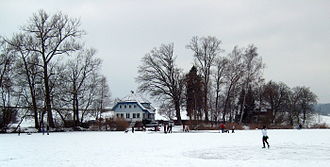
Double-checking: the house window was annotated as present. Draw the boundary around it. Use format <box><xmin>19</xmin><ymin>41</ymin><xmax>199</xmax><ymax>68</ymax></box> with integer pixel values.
<box><xmin>126</xmin><ymin>113</ymin><xmax>130</xmax><ymax>118</ymax></box>
<box><xmin>124</xmin><ymin>105</ymin><xmax>127</xmax><ymax>108</ymax></box>
<box><xmin>129</xmin><ymin>105</ymin><xmax>131</xmax><ymax>108</ymax></box>
<box><xmin>121</xmin><ymin>114</ymin><xmax>124</xmax><ymax>118</ymax></box>
<box><xmin>116</xmin><ymin>114</ymin><xmax>119</xmax><ymax>117</ymax></box>
<box><xmin>137</xmin><ymin>113</ymin><xmax>140</xmax><ymax>118</ymax></box>
<box><xmin>133</xmin><ymin>113</ymin><xmax>136</xmax><ymax>118</ymax></box>
<box><xmin>120</xmin><ymin>105</ymin><xmax>122</xmax><ymax>108</ymax></box>
<box><xmin>134</xmin><ymin>105</ymin><xmax>136</xmax><ymax>108</ymax></box>
<box><xmin>143</xmin><ymin>113</ymin><xmax>146</xmax><ymax>119</ymax></box>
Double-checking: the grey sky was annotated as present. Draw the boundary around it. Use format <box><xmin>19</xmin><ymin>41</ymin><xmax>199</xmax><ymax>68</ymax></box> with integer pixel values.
<box><xmin>1</xmin><ymin>0</ymin><xmax>329</xmax><ymax>103</ymax></box>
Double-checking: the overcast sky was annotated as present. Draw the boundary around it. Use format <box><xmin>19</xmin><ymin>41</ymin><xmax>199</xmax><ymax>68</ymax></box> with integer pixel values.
<box><xmin>1</xmin><ymin>0</ymin><xmax>329</xmax><ymax>103</ymax></box>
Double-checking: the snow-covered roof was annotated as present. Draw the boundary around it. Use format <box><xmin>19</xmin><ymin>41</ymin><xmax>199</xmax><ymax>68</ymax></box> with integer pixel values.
<box><xmin>113</xmin><ymin>92</ymin><xmax>156</xmax><ymax>114</ymax></box>
<box><xmin>121</xmin><ymin>91</ymin><xmax>150</xmax><ymax>104</ymax></box>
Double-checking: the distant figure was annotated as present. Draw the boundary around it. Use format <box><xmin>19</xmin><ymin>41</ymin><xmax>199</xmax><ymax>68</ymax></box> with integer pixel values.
<box><xmin>18</xmin><ymin>125</ymin><xmax>21</xmax><ymax>136</ymax></box>
<box><xmin>261</xmin><ymin>126</ymin><xmax>270</xmax><ymax>149</ymax></box>
<box><xmin>164</xmin><ymin>123</ymin><xmax>167</xmax><ymax>134</ymax></box>
<box><xmin>232</xmin><ymin>125</ymin><xmax>235</xmax><ymax>133</ymax></box>
<box><xmin>298</xmin><ymin>124</ymin><xmax>302</xmax><ymax>129</ymax></box>
<box><xmin>184</xmin><ymin>125</ymin><xmax>190</xmax><ymax>132</ymax></box>
<box><xmin>220</xmin><ymin>123</ymin><xmax>225</xmax><ymax>133</ymax></box>
<box><xmin>131</xmin><ymin>126</ymin><xmax>135</xmax><ymax>133</ymax></box>
<box><xmin>220</xmin><ymin>123</ymin><xmax>229</xmax><ymax>133</ymax></box>
<box><xmin>168</xmin><ymin>121</ymin><xmax>173</xmax><ymax>133</ymax></box>
<box><xmin>46</xmin><ymin>124</ymin><xmax>50</xmax><ymax>135</ymax></box>
<box><xmin>41</xmin><ymin>124</ymin><xmax>45</xmax><ymax>135</ymax></box>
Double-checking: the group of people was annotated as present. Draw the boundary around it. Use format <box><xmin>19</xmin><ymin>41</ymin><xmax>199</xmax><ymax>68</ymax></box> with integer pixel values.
<box><xmin>17</xmin><ymin>123</ymin><xmax>50</xmax><ymax>135</ymax></box>
<box><xmin>163</xmin><ymin>121</ymin><xmax>174</xmax><ymax>133</ymax></box>
<box><xmin>41</xmin><ymin>124</ymin><xmax>50</xmax><ymax>135</ymax></box>
<box><xmin>219</xmin><ymin>123</ymin><xmax>235</xmax><ymax>133</ymax></box>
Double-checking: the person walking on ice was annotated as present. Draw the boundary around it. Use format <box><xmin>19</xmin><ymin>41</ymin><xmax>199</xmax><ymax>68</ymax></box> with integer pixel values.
<box><xmin>261</xmin><ymin>125</ymin><xmax>270</xmax><ymax>148</ymax></box>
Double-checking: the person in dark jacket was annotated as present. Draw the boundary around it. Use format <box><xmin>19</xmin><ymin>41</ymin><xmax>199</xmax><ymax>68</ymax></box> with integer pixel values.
<box><xmin>46</xmin><ymin>124</ymin><xmax>50</xmax><ymax>135</ymax></box>
<box><xmin>168</xmin><ymin>121</ymin><xmax>173</xmax><ymax>133</ymax></box>
<box><xmin>18</xmin><ymin>125</ymin><xmax>21</xmax><ymax>136</ymax></box>
<box><xmin>41</xmin><ymin>124</ymin><xmax>45</xmax><ymax>135</ymax></box>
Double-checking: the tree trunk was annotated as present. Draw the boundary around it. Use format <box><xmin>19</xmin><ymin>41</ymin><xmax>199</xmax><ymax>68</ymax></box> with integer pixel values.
<box><xmin>32</xmin><ymin>99</ymin><xmax>39</xmax><ymax>130</ymax></box>
<box><xmin>223</xmin><ymin>84</ymin><xmax>233</xmax><ymax>123</ymax></box>
<box><xmin>215</xmin><ymin>86</ymin><xmax>220</xmax><ymax>123</ymax></box>
<box><xmin>43</xmin><ymin>62</ymin><xmax>55</xmax><ymax>128</ymax></box>
<box><xmin>222</xmin><ymin>96</ymin><xmax>229</xmax><ymax>123</ymax></box>
<box><xmin>302</xmin><ymin>103</ymin><xmax>307</xmax><ymax>125</ymax></box>
<box><xmin>174</xmin><ymin>100</ymin><xmax>182</xmax><ymax>124</ymax></box>
<box><xmin>204</xmin><ymin>86</ymin><xmax>209</xmax><ymax>121</ymax></box>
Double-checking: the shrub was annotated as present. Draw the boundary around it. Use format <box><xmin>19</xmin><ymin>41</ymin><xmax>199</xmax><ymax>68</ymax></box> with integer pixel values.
<box><xmin>106</xmin><ymin>118</ymin><xmax>129</xmax><ymax>131</ymax></box>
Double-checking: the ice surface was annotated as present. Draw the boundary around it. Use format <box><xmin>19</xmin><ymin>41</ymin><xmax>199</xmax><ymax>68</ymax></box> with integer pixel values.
<box><xmin>1</xmin><ymin>129</ymin><xmax>330</xmax><ymax>167</ymax></box>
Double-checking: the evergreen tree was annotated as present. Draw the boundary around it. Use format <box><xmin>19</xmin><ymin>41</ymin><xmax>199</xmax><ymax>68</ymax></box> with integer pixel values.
<box><xmin>185</xmin><ymin>66</ymin><xmax>204</xmax><ymax>120</ymax></box>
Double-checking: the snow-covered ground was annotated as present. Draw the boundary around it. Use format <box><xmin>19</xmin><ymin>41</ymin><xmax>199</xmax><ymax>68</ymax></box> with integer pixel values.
<box><xmin>1</xmin><ymin>129</ymin><xmax>330</xmax><ymax>167</ymax></box>
<box><xmin>318</xmin><ymin>115</ymin><xmax>330</xmax><ymax>126</ymax></box>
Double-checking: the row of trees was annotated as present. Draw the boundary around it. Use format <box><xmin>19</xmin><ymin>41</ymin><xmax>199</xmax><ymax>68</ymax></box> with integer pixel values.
<box><xmin>0</xmin><ymin>10</ymin><xmax>111</xmax><ymax>132</ymax></box>
<box><xmin>137</xmin><ymin>37</ymin><xmax>317</xmax><ymax>126</ymax></box>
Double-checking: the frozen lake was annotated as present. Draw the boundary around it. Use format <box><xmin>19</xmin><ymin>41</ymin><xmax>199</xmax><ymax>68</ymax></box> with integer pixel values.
<box><xmin>1</xmin><ymin>129</ymin><xmax>330</xmax><ymax>167</ymax></box>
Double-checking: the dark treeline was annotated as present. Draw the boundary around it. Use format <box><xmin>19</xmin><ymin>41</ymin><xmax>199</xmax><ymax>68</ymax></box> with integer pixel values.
<box><xmin>0</xmin><ymin>10</ymin><xmax>111</xmax><ymax>132</ymax></box>
<box><xmin>137</xmin><ymin>37</ymin><xmax>318</xmax><ymax>127</ymax></box>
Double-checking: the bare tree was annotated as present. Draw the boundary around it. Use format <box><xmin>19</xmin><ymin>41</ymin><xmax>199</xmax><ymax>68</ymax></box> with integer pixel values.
<box><xmin>5</xmin><ymin>34</ymin><xmax>44</xmax><ymax>130</ymax></box>
<box><xmin>186</xmin><ymin>36</ymin><xmax>223</xmax><ymax>121</ymax></box>
<box><xmin>301</xmin><ymin>87</ymin><xmax>317</xmax><ymax>125</ymax></box>
<box><xmin>222</xmin><ymin>46</ymin><xmax>245</xmax><ymax>123</ymax></box>
<box><xmin>56</xmin><ymin>49</ymin><xmax>101</xmax><ymax>126</ymax></box>
<box><xmin>158</xmin><ymin>101</ymin><xmax>176</xmax><ymax>120</ymax></box>
<box><xmin>212</xmin><ymin>57</ymin><xmax>228</xmax><ymax>122</ymax></box>
<box><xmin>0</xmin><ymin>39</ymin><xmax>20</xmax><ymax>131</ymax></box>
<box><xmin>262</xmin><ymin>81</ymin><xmax>290</xmax><ymax>124</ymax></box>
<box><xmin>294</xmin><ymin>86</ymin><xmax>317</xmax><ymax>125</ymax></box>
<box><xmin>239</xmin><ymin>45</ymin><xmax>265</xmax><ymax>124</ymax></box>
<box><xmin>137</xmin><ymin>43</ymin><xmax>184</xmax><ymax>123</ymax></box>
<box><xmin>88</xmin><ymin>75</ymin><xmax>111</xmax><ymax>122</ymax></box>
<box><xmin>20</xmin><ymin>10</ymin><xmax>84</xmax><ymax>127</ymax></box>
<box><xmin>0</xmin><ymin>39</ymin><xmax>14</xmax><ymax>88</ymax></box>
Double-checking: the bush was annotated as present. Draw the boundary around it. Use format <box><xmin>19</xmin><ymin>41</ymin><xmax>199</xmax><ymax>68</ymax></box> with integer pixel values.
<box><xmin>268</xmin><ymin>124</ymin><xmax>293</xmax><ymax>129</ymax></box>
<box><xmin>64</xmin><ymin>120</ymin><xmax>75</xmax><ymax>128</ymax></box>
<box><xmin>106</xmin><ymin>118</ymin><xmax>129</xmax><ymax>131</ymax></box>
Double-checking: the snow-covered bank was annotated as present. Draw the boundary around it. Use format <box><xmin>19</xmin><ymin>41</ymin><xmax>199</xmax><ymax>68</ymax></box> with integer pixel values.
<box><xmin>318</xmin><ymin>115</ymin><xmax>330</xmax><ymax>126</ymax></box>
<box><xmin>1</xmin><ymin>129</ymin><xmax>330</xmax><ymax>167</ymax></box>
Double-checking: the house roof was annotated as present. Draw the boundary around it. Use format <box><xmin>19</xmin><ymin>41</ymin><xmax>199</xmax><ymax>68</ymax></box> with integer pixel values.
<box><xmin>113</xmin><ymin>92</ymin><xmax>156</xmax><ymax>114</ymax></box>
<box><xmin>121</xmin><ymin>91</ymin><xmax>150</xmax><ymax>104</ymax></box>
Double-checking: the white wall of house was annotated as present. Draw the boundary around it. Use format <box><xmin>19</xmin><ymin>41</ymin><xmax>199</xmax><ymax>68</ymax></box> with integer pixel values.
<box><xmin>113</xmin><ymin>101</ymin><xmax>155</xmax><ymax>122</ymax></box>
<box><xmin>115</xmin><ymin>111</ymin><xmax>145</xmax><ymax>122</ymax></box>
<box><xmin>114</xmin><ymin>103</ymin><xmax>144</xmax><ymax>121</ymax></box>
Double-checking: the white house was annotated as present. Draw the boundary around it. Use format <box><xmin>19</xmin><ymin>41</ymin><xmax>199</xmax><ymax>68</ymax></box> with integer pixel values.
<box><xmin>112</xmin><ymin>92</ymin><xmax>156</xmax><ymax>122</ymax></box>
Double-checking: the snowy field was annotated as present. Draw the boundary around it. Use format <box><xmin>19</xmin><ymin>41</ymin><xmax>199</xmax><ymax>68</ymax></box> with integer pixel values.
<box><xmin>1</xmin><ymin>129</ymin><xmax>330</xmax><ymax>167</ymax></box>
